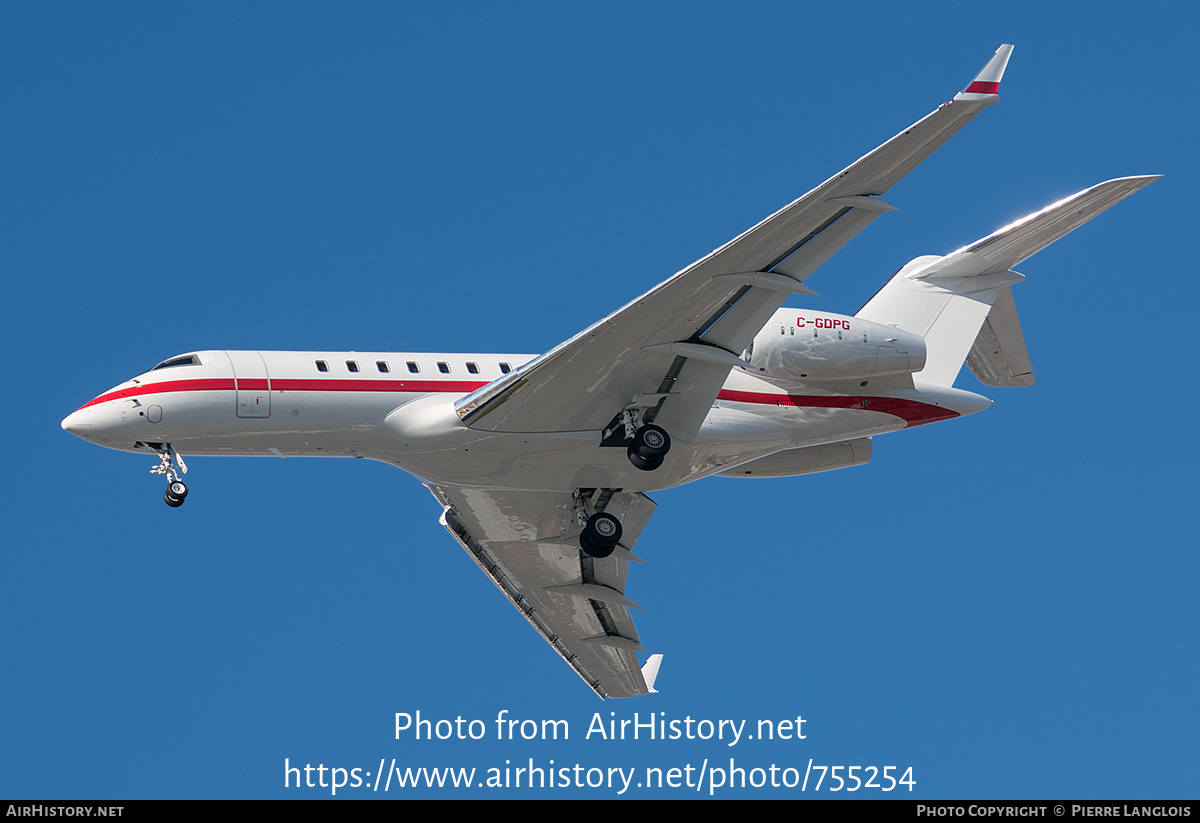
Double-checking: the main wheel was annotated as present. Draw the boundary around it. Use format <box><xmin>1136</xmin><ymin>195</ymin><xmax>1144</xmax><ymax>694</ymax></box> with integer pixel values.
<box><xmin>627</xmin><ymin>448</ymin><xmax>664</xmax><ymax>471</ymax></box>
<box><xmin>163</xmin><ymin>489</ymin><xmax>185</xmax><ymax>508</ymax></box>
<box><xmin>580</xmin><ymin>512</ymin><xmax>622</xmax><ymax>558</ymax></box>
<box><xmin>168</xmin><ymin>480</ymin><xmax>188</xmax><ymax>500</ymax></box>
<box><xmin>633</xmin><ymin>424</ymin><xmax>671</xmax><ymax>457</ymax></box>
<box><xmin>628</xmin><ymin>424</ymin><xmax>670</xmax><ymax>470</ymax></box>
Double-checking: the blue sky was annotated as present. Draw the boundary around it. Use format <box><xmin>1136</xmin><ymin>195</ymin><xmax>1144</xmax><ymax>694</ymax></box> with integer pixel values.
<box><xmin>3</xmin><ymin>2</ymin><xmax>1196</xmax><ymax>799</ymax></box>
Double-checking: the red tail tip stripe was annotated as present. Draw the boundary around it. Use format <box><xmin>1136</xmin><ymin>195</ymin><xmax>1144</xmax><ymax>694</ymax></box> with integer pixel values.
<box><xmin>965</xmin><ymin>80</ymin><xmax>1000</xmax><ymax>94</ymax></box>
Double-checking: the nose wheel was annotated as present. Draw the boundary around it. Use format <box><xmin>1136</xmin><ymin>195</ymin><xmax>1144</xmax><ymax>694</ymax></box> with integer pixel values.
<box><xmin>147</xmin><ymin>442</ymin><xmax>190</xmax><ymax>508</ymax></box>
<box><xmin>163</xmin><ymin>480</ymin><xmax>189</xmax><ymax>508</ymax></box>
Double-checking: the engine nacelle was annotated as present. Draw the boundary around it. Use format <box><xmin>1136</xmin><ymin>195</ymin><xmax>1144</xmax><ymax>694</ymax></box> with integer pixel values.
<box><xmin>746</xmin><ymin>309</ymin><xmax>926</xmax><ymax>381</ymax></box>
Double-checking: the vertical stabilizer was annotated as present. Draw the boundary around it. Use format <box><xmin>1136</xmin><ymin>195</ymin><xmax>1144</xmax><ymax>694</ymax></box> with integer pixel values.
<box><xmin>966</xmin><ymin>286</ymin><xmax>1035</xmax><ymax>387</ymax></box>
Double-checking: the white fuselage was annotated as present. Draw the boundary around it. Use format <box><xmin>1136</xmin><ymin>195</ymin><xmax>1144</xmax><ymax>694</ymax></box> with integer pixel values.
<box><xmin>62</xmin><ymin>332</ymin><xmax>990</xmax><ymax>494</ymax></box>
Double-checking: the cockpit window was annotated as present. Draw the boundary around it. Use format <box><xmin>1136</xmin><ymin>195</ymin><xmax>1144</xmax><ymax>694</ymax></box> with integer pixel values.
<box><xmin>151</xmin><ymin>355</ymin><xmax>201</xmax><ymax>370</ymax></box>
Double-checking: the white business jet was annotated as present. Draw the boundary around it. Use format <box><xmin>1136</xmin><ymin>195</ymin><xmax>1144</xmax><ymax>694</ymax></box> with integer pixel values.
<box><xmin>62</xmin><ymin>45</ymin><xmax>1156</xmax><ymax>698</ymax></box>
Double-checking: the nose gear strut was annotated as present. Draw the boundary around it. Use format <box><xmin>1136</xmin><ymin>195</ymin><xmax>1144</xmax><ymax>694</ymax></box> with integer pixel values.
<box><xmin>147</xmin><ymin>443</ymin><xmax>189</xmax><ymax>507</ymax></box>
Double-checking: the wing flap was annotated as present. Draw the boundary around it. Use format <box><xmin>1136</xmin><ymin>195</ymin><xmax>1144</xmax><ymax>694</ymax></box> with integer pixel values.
<box><xmin>430</xmin><ymin>485</ymin><xmax>657</xmax><ymax>699</ymax></box>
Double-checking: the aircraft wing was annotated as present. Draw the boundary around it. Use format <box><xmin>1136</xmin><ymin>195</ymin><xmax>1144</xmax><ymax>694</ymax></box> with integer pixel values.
<box><xmin>428</xmin><ymin>484</ymin><xmax>659</xmax><ymax>699</ymax></box>
<box><xmin>455</xmin><ymin>45</ymin><xmax>1015</xmax><ymax>443</ymax></box>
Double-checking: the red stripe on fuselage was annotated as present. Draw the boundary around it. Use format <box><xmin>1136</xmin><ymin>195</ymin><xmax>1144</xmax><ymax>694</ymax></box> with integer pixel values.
<box><xmin>717</xmin><ymin>389</ymin><xmax>959</xmax><ymax>427</ymax></box>
<box><xmin>78</xmin><ymin>378</ymin><xmax>958</xmax><ymax>427</ymax></box>
<box><xmin>78</xmin><ymin>377</ymin><xmax>491</xmax><ymax>410</ymax></box>
<box><xmin>80</xmin><ymin>378</ymin><xmax>237</xmax><ymax>408</ymax></box>
<box><xmin>269</xmin><ymin>378</ymin><xmax>488</xmax><ymax>394</ymax></box>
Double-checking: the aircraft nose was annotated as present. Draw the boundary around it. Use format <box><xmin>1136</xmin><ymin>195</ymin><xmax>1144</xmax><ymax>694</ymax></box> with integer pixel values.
<box><xmin>61</xmin><ymin>407</ymin><xmax>93</xmax><ymax>438</ymax></box>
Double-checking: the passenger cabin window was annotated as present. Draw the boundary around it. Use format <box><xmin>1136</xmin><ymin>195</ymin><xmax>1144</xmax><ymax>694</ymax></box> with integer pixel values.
<box><xmin>315</xmin><ymin>360</ymin><xmax>329</xmax><ymax>372</ymax></box>
<box><xmin>376</xmin><ymin>361</ymin><xmax>390</xmax><ymax>373</ymax></box>
<box><xmin>466</xmin><ymin>362</ymin><xmax>479</xmax><ymax>375</ymax></box>
<box><xmin>499</xmin><ymin>362</ymin><xmax>512</xmax><ymax>374</ymax></box>
<box><xmin>437</xmin><ymin>362</ymin><xmax>450</xmax><ymax>374</ymax></box>
<box><xmin>407</xmin><ymin>361</ymin><xmax>420</xmax><ymax>373</ymax></box>
<box><xmin>346</xmin><ymin>360</ymin><xmax>360</xmax><ymax>373</ymax></box>
<box><xmin>152</xmin><ymin>355</ymin><xmax>201</xmax><ymax>370</ymax></box>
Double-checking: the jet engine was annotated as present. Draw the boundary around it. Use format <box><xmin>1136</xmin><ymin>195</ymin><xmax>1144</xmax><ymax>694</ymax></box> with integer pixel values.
<box><xmin>746</xmin><ymin>309</ymin><xmax>926</xmax><ymax>382</ymax></box>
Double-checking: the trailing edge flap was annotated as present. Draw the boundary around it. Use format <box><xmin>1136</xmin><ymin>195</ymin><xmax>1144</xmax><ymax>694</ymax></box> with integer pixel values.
<box><xmin>966</xmin><ymin>286</ymin><xmax>1035</xmax><ymax>387</ymax></box>
<box><xmin>427</xmin><ymin>484</ymin><xmax>657</xmax><ymax>699</ymax></box>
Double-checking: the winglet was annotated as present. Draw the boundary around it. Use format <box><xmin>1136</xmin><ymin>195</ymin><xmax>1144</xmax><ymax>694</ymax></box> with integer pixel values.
<box><xmin>641</xmin><ymin>654</ymin><xmax>663</xmax><ymax>694</ymax></box>
<box><xmin>956</xmin><ymin>44</ymin><xmax>1014</xmax><ymax>99</ymax></box>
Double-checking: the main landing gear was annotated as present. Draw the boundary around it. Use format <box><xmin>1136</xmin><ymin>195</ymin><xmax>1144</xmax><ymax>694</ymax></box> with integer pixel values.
<box><xmin>627</xmin><ymin>423</ymin><xmax>671</xmax><ymax>471</ymax></box>
<box><xmin>573</xmin><ymin>490</ymin><xmax>624</xmax><ymax>559</ymax></box>
<box><xmin>607</xmin><ymin>408</ymin><xmax>672</xmax><ymax>472</ymax></box>
<box><xmin>580</xmin><ymin>512</ymin><xmax>623</xmax><ymax>559</ymax></box>
<box><xmin>147</xmin><ymin>442</ymin><xmax>189</xmax><ymax>508</ymax></box>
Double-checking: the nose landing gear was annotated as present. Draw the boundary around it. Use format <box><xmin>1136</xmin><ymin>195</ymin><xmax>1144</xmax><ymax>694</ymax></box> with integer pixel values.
<box><xmin>164</xmin><ymin>480</ymin><xmax>189</xmax><ymax>508</ymax></box>
<box><xmin>146</xmin><ymin>443</ymin><xmax>189</xmax><ymax>508</ymax></box>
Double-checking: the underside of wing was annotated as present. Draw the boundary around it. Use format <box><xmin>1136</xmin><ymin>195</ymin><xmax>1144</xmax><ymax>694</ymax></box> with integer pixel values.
<box><xmin>428</xmin><ymin>484</ymin><xmax>657</xmax><ymax>699</ymax></box>
<box><xmin>454</xmin><ymin>46</ymin><xmax>1015</xmax><ymax>444</ymax></box>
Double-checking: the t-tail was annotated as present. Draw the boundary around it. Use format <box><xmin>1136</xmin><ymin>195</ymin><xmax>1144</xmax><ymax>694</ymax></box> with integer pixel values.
<box><xmin>855</xmin><ymin>176</ymin><xmax>1160</xmax><ymax>388</ymax></box>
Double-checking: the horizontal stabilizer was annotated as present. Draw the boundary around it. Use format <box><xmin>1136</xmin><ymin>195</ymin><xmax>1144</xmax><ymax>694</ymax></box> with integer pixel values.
<box><xmin>933</xmin><ymin>176</ymin><xmax>1161</xmax><ymax>279</ymax></box>
<box><xmin>859</xmin><ymin>176</ymin><xmax>1159</xmax><ymax>387</ymax></box>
